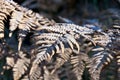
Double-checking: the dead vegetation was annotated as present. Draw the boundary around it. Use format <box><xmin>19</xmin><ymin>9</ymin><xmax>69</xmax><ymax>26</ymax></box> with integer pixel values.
<box><xmin>0</xmin><ymin>0</ymin><xmax>120</xmax><ymax>80</ymax></box>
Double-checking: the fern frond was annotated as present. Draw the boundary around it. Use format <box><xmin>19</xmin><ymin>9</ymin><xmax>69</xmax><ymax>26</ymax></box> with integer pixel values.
<box><xmin>32</xmin><ymin>33</ymin><xmax>62</xmax><ymax>46</ymax></box>
<box><xmin>53</xmin><ymin>48</ymin><xmax>73</xmax><ymax>72</ymax></box>
<box><xmin>58</xmin><ymin>62</ymin><xmax>77</xmax><ymax>80</ymax></box>
<box><xmin>0</xmin><ymin>0</ymin><xmax>15</xmax><ymax>39</ymax></box>
<box><xmin>1</xmin><ymin>1</ymin><xmax>120</xmax><ymax>80</ymax></box>
<box><xmin>21</xmin><ymin>75</ymin><xmax>29</xmax><ymax>80</ymax></box>
<box><xmin>70</xmin><ymin>53</ymin><xmax>89</xmax><ymax>80</ymax></box>
<box><xmin>32</xmin><ymin>33</ymin><xmax>79</xmax><ymax>64</ymax></box>
<box><xmin>92</xmin><ymin>32</ymin><xmax>111</xmax><ymax>47</ymax></box>
<box><xmin>43</xmin><ymin>66</ymin><xmax>60</xmax><ymax>80</ymax></box>
<box><xmin>6</xmin><ymin>56</ymin><xmax>15</xmax><ymax>69</ymax></box>
<box><xmin>38</xmin><ymin>23</ymin><xmax>94</xmax><ymax>35</ymax></box>
<box><xmin>16</xmin><ymin>10</ymin><xmax>55</xmax><ymax>50</ymax></box>
<box><xmin>116</xmin><ymin>52</ymin><xmax>120</xmax><ymax>79</ymax></box>
<box><xmin>9</xmin><ymin>11</ymin><xmax>24</xmax><ymax>37</ymax></box>
<box><xmin>88</xmin><ymin>47</ymin><xmax>116</xmax><ymax>80</ymax></box>
<box><xmin>1</xmin><ymin>0</ymin><xmax>96</xmax><ymax>52</ymax></box>
<box><xmin>12</xmin><ymin>51</ymin><xmax>30</xmax><ymax>80</ymax></box>
<box><xmin>0</xmin><ymin>0</ymin><xmax>55</xmax><ymax>51</ymax></box>
<box><xmin>29</xmin><ymin>64</ymin><xmax>42</xmax><ymax>80</ymax></box>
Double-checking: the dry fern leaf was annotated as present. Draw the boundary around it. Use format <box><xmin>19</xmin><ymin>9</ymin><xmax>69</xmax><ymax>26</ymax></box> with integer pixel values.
<box><xmin>37</xmin><ymin>23</ymin><xmax>96</xmax><ymax>47</ymax></box>
<box><xmin>57</xmin><ymin>48</ymin><xmax>73</xmax><ymax>62</ymax></box>
<box><xmin>31</xmin><ymin>23</ymin><xmax>97</xmax><ymax>64</ymax></box>
<box><xmin>93</xmin><ymin>32</ymin><xmax>111</xmax><ymax>47</ymax></box>
<box><xmin>1</xmin><ymin>0</ymin><xmax>95</xmax><ymax>51</ymax></box>
<box><xmin>70</xmin><ymin>53</ymin><xmax>89</xmax><ymax>80</ymax></box>
<box><xmin>88</xmin><ymin>47</ymin><xmax>116</xmax><ymax>80</ymax></box>
<box><xmin>9</xmin><ymin>10</ymin><xmax>24</xmax><ymax>37</ymax></box>
<box><xmin>1</xmin><ymin>0</ymin><xmax>55</xmax><ymax>50</ymax></box>
<box><xmin>11</xmin><ymin>9</ymin><xmax>55</xmax><ymax>51</ymax></box>
<box><xmin>0</xmin><ymin>0</ymin><xmax>15</xmax><ymax>39</ymax></box>
<box><xmin>30</xmin><ymin>48</ymin><xmax>72</xmax><ymax>80</ymax></box>
<box><xmin>30</xmin><ymin>33</ymin><xmax>79</xmax><ymax>79</ymax></box>
<box><xmin>32</xmin><ymin>33</ymin><xmax>79</xmax><ymax>64</ymax></box>
<box><xmin>21</xmin><ymin>75</ymin><xmax>29</xmax><ymax>80</ymax></box>
<box><xmin>116</xmin><ymin>53</ymin><xmax>120</xmax><ymax>79</ymax></box>
<box><xmin>6</xmin><ymin>56</ymin><xmax>15</xmax><ymax>69</ymax></box>
<box><xmin>30</xmin><ymin>65</ymin><xmax>60</xmax><ymax>80</ymax></box>
<box><xmin>52</xmin><ymin>48</ymin><xmax>73</xmax><ymax>73</ymax></box>
<box><xmin>58</xmin><ymin>62</ymin><xmax>77</xmax><ymax>80</ymax></box>
<box><xmin>13</xmin><ymin>51</ymin><xmax>30</xmax><ymax>80</ymax></box>
<box><xmin>33</xmin><ymin>33</ymin><xmax>63</xmax><ymax>45</ymax></box>
<box><xmin>38</xmin><ymin>23</ymin><xmax>94</xmax><ymax>36</ymax></box>
<box><xmin>17</xmin><ymin>10</ymin><xmax>55</xmax><ymax>50</ymax></box>
<box><xmin>29</xmin><ymin>64</ymin><xmax>42</xmax><ymax>80</ymax></box>
<box><xmin>43</xmin><ymin>66</ymin><xmax>60</xmax><ymax>80</ymax></box>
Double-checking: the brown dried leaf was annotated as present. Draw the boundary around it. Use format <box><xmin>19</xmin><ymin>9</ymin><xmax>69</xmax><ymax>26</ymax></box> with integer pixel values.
<box><xmin>13</xmin><ymin>52</ymin><xmax>30</xmax><ymax>80</ymax></box>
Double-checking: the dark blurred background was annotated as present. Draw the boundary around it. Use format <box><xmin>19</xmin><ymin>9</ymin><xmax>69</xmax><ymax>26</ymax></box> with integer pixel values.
<box><xmin>13</xmin><ymin>0</ymin><xmax>120</xmax><ymax>25</ymax></box>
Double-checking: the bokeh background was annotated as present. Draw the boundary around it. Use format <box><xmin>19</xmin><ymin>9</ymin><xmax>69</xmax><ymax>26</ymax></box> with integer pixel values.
<box><xmin>14</xmin><ymin>0</ymin><xmax>120</xmax><ymax>24</ymax></box>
